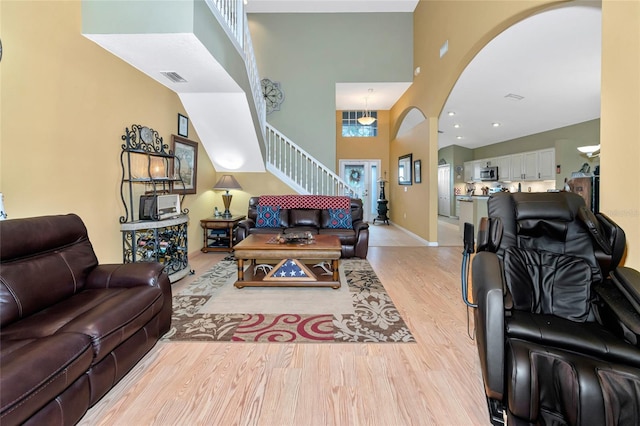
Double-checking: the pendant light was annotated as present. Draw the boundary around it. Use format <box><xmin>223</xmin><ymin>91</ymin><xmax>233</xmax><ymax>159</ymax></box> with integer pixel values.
<box><xmin>357</xmin><ymin>89</ymin><xmax>377</xmax><ymax>126</ymax></box>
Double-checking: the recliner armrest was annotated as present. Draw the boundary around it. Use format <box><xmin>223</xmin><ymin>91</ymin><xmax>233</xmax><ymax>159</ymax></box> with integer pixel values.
<box><xmin>86</xmin><ymin>263</ymin><xmax>168</xmax><ymax>290</ymax></box>
<box><xmin>472</xmin><ymin>251</ymin><xmax>506</xmax><ymax>400</ymax></box>
<box><xmin>235</xmin><ymin>219</ymin><xmax>255</xmax><ymax>243</ymax></box>
<box><xmin>237</xmin><ymin>219</ymin><xmax>255</xmax><ymax>230</ymax></box>
<box><xmin>612</xmin><ymin>267</ymin><xmax>640</xmax><ymax>314</ymax></box>
<box><xmin>86</xmin><ymin>263</ymin><xmax>172</xmax><ymax>335</ymax></box>
<box><xmin>353</xmin><ymin>220</ymin><xmax>368</xmax><ymax>233</ymax></box>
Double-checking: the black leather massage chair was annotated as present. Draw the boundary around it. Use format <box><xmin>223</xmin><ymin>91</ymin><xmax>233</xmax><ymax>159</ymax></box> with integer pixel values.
<box><xmin>464</xmin><ymin>192</ymin><xmax>640</xmax><ymax>425</ymax></box>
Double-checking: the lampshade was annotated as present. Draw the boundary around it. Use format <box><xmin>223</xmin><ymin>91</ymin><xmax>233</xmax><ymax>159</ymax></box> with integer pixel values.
<box><xmin>213</xmin><ymin>175</ymin><xmax>242</xmax><ymax>191</ymax></box>
<box><xmin>357</xmin><ymin>115</ymin><xmax>376</xmax><ymax>126</ymax></box>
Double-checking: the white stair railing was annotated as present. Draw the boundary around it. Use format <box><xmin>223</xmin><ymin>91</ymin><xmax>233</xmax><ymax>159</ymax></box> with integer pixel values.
<box><xmin>265</xmin><ymin>125</ymin><xmax>359</xmax><ymax>198</ymax></box>
<box><xmin>206</xmin><ymin>1</ymin><xmax>355</xmax><ymax>198</ymax></box>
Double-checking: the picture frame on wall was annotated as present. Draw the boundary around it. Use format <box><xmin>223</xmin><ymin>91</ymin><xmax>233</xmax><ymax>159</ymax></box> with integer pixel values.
<box><xmin>171</xmin><ymin>135</ymin><xmax>198</xmax><ymax>194</ymax></box>
<box><xmin>398</xmin><ymin>154</ymin><xmax>412</xmax><ymax>185</ymax></box>
<box><xmin>414</xmin><ymin>160</ymin><xmax>422</xmax><ymax>184</ymax></box>
<box><xmin>177</xmin><ymin>113</ymin><xmax>189</xmax><ymax>137</ymax></box>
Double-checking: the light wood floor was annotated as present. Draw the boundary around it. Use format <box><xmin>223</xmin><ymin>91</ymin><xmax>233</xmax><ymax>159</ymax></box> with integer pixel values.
<box><xmin>80</xmin><ymin>225</ymin><xmax>485</xmax><ymax>426</ymax></box>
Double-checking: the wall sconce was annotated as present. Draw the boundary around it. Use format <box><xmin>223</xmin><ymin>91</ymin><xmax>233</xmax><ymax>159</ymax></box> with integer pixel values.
<box><xmin>577</xmin><ymin>144</ymin><xmax>600</xmax><ymax>158</ymax></box>
<box><xmin>213</xmin><ymin>175</ymin><xmax>243</xmax><ymax>218</ymax></box>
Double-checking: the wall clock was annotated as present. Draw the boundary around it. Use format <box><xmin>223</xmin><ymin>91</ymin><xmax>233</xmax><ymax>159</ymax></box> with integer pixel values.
<box><xmin>261</xmin><ymin>78</ymin><xmax>284</xmax><ymax>115</ymax></box>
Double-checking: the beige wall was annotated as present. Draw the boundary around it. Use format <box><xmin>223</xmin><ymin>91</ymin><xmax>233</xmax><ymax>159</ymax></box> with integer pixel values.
<box><xmin>601</xmin><ymin>0</ymin><xmax>640</xmax><ymax>268</ymax></box>
<box><xmin>388</xmin><ymin>118</ymin><xmax>435</xmax><ymax>240</ymax></box>
<box><xmin>390</xmin><ymin>0</ymin><xmax>561</xmax><ymax>242</ymax></box>
<box><xmin>335</xmin><ymin>110</ymin><xmax>391</xmax><ymax>179</ymax></box>
<box><xmin>1</xmin><ymin>1</ymin><xmax>222</xmax><ymax>263</ymax></box>
<box><xmin>391</xmin><ymin>0</ymin><xmax>640</xmax><ymax>267</ymax></box>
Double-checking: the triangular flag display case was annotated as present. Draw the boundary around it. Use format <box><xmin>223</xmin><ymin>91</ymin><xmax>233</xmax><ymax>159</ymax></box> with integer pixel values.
<box><xmin>263</xmin><ymin>258</ymin><xmax>317</xmax><ymax>282</ymax></box>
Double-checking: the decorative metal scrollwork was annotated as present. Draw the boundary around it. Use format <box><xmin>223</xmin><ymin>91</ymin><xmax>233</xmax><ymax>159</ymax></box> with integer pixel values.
<box><xmin>121</xmin><ymin>124</ymin><xmax>170</xmax><ymax>155</ymax></box>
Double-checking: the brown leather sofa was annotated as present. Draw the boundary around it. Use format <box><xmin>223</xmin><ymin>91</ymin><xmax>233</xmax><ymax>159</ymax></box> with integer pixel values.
<box><xmin>0</xmin><ymin>214</ymin><xmax>172</xmax><ymax>426</ymax></box>
<box><xmin>235</xmin><ymin>196</ymin><xmax>369</xmax><ymax>258</ymax></box>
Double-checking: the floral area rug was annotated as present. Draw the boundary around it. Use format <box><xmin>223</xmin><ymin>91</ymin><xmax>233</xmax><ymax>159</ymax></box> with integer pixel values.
<box><xmin>162</xmin><ymin>258</ymin><xmax>415</xmax><ymax>343</ymax></box>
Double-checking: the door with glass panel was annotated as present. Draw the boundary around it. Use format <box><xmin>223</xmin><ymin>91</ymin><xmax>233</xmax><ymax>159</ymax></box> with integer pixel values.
<box><xmin>339</xmin><ymin>160</ymin><xmax>380</xmax><ymax>223</ymax></box>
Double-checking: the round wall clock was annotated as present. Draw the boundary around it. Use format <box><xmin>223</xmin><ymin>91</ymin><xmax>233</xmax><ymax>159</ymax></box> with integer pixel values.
<box><xmin>261</xmin><ymin>78</ymin><xmax>284</xmax><ymax>115</ymax></box>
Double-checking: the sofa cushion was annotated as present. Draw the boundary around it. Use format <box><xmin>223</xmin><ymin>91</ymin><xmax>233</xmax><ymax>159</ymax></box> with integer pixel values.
<box><xmin>289</xmin><ymin>209</ymin><xmax>320</xmax><ymax>228</ymax></box>
<box><xmin>283</xmin><ymin>227</ymin><xmax>319</xmax><ymax>235</ymax></box>
<box><xmin>256</xmin><ymin>205</ymin><xmax>281</xmax><ymax>228</ymax></box>
<box><xmin>248</xmin><ymin>227</ymin><xmax>284</xmax><ymax>235</ymax></box>
<box><xmin>0</xmin><ymin>286</ymin><xmax>163</xmax><ymax>364</ymax></box>
<box><xmin>0</xmin><ymin>231</ymin><xmax>98</xmax><ymax>326</ymax></box>
<box><xmin>326</xmin><ymin>208</ymin><xmax>353</xmax><ymax>229</ymax></box>
<box><xmin>0</xmin><ymin>333</ymin><xmax>93</xmax><ymax>424</ymax></box>
<box><xmin>319</xmin><ymin>228</ymin><xmax>356</xmax><ymax>245</ymax></box>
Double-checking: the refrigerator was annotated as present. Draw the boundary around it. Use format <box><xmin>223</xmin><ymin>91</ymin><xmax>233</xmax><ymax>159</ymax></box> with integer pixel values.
<box><xmin>567</xmin><ymin>175</ymin><xmax>599</xmax><ymax>213</ymax></box>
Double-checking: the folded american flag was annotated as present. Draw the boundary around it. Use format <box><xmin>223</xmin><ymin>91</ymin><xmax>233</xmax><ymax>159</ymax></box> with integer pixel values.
<box><xmin>264</xmin><ymin>259</ymin><xmax>317</xmax><ymax>281</ymax></box>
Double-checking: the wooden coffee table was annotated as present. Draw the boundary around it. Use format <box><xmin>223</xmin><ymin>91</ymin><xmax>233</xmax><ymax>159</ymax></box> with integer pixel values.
<box><xmin>233</xmin><ymin>234</ymin><xmax>342</xmax><ymax>289</ymax></box>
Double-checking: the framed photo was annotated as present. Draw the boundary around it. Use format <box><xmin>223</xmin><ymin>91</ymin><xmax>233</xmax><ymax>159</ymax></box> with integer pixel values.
<box><xmin>177</xmin><ymin>113</ymin><xmax>189</xmax><ymax>137</ymax></box>
<box><xmin>414</xmin><ymin>160</ymin><xmax>422</xmax><ymax>184</ymax></box>
<box><xmin>171</xmin><ymin>135</ymin><xmax>198</xmax><ymax>194</ymax></box>
<box><xmin>398</xmin><ymin>153</ymin><xmax>412</xmax><ymax>185</ymax></box>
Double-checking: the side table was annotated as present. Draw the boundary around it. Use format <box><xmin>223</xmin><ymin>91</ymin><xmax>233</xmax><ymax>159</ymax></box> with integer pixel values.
<box><xmin>200</xmin><ymin>215</ymin><xmax>245</xmax><ymax>252</ymax></box>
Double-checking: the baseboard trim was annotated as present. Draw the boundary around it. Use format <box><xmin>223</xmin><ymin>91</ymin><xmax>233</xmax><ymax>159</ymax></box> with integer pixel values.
<box><xmin>387</xmin><ymin>221</ymin><xmax>438</xmax><ymax>246</ymax></box>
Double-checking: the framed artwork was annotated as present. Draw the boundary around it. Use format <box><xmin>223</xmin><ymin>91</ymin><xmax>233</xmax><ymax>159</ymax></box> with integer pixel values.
<box><xmin>171</xmin><ymin>135</ymin><xmax>198</xmax><ymax>194</ymax></box>
<box><xmin>398</xmin><ymin>154</ymin><xmax>412</xmax><ymax>185</ymax></box>
<box><xmin>414</xmin><ymin>160</ymin><xmax>422</xmax><ymax>183</ymax></box>
<box><xmin>177</xmin><ymin>113</ymin><xmax>189</xmax><ymax>137</ymax></box>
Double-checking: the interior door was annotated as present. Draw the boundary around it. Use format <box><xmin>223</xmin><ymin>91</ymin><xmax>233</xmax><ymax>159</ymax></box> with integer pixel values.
<box><xmin>339</xmin><ymin>160</ymin><xmax>380</xmax><ymax>223</ymax></box>
<box><xmin>438</xmin><ymin>164</ymin><xmax>451</xmax><ymax>216</ymax></box>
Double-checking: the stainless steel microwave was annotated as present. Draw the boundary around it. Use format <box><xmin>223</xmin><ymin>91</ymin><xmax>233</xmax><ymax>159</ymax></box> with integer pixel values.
<box><xmin>480</xmin><ymin>166</ymin><xmax>498</xmax><ymax>181</ymax></box>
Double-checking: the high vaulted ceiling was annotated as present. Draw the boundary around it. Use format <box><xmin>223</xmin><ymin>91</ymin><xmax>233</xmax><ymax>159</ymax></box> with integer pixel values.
<box><xmin>248</xmin><ymin>1</ymin><xmax>602</xmax><ymax>150</ymax></box>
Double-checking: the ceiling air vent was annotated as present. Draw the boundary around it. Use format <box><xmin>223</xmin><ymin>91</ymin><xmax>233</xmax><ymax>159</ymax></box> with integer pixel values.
<box><xmin>160</xmin><ymin>71</ymin><xmax>187</xmax><ymax>83</ymax></box>
<box><xmin>504</xmin><ymin>93</ymin><xmax>524</xmax><ymax>101</ymax></box>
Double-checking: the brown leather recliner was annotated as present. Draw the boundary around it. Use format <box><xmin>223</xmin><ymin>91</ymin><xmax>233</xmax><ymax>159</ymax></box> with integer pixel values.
<box><xmin>235</xmin><ymin>196</ymin><xmax>369</xmax><ymax>258</ymax></box>
<box><xmin>0</xmin><ymin>214</ymin><xmax>172</xmax><ymax>426</ymax></box>
<box><xmin>468</xmin><ymin>192</ymin><xmax>640</xmax><ymax>425</ymax></box>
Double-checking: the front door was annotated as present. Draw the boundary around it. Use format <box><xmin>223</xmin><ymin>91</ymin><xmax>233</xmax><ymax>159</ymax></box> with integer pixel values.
<box><xmin>339</xmin><ymin>160</ymin><xmax>380</xmax><ymax>223</ymax></box>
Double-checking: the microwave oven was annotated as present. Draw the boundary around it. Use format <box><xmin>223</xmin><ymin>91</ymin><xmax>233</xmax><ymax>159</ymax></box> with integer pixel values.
<box><xmin>139</xmin><ymin>194</ymin><xmax>181</xmax><ymax>221</ymax></box>
<box><xmin>480</xmin><ymin>166</ymin><xmax>499</xmax><ymax>181</ymax></box>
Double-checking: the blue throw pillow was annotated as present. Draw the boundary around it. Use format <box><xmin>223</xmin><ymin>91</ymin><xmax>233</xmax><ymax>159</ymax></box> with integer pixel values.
<box><xmin>256</xmin><ymin>205</ymin><xmax>280</xmax><ymax>228</ymax></box>
<box><xmin>327</xmin><ymin>208</ymin><xmax>352</xmax><ymax>229</ymax></box>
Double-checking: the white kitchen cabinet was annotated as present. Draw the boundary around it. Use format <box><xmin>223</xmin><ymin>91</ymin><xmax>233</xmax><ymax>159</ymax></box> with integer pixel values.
<box><xmin>523</xmin><ymin>151</ymin><xmax>538</xmax><ymax>180</ymax></box>
<box><xmin>510</xmin><ymin>153</ymin><xmax>524</xmax><ymax>180</ymax></box>
<box><xmin>483</xmin><ymin>158</ymin><xmax>497</xmax><ymax>168</ymax></box>
<box><xmin>464</xmin><ymin>161</ymin><xmax>473</xmax><ymax>182</ymax></box>
<box><xmin>495</xmin><ymin>155</ymin><xmax>511</xmax><ymax>181</ymax></box>
<box><xmin>538</xmin><ymin>148</ymin><xmax>556</xmax><ymax>180</ymax></box>
<box><xmin>467</xmin><ymin>148</ymin><xmax>555</xmax><ymax>183</ymax></box>
<box><xmin>472</xmin><ymin>160</ymin><xmax>483</xmax><ymax>181</ymax></box>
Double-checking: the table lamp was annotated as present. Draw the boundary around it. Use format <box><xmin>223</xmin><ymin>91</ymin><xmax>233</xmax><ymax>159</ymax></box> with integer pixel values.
<box><xmin>213</xmin><ymin>175</ymin><xmax>242</xmax><ymax>218</ymax></box>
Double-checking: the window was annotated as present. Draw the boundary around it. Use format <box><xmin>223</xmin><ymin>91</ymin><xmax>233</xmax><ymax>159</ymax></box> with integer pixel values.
<box><xmin>342</xmin><ymin>111</ymin><xmax>378</xmax><ymax>137</ymax></box>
